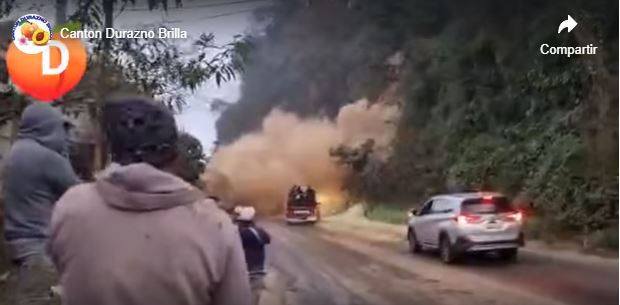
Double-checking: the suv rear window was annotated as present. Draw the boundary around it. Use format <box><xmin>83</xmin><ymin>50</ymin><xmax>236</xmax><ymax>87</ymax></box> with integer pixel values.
<box><xmin>461</xmin><ymin>196</ymin><xmax>513</xmax><ymax>214</ymax></box>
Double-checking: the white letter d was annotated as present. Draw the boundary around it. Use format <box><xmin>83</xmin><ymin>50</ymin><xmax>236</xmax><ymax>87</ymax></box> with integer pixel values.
<box><xmin>42</xmin><ymin>40</ymin><xmax>69</xmax><ymax>75</ymax></box>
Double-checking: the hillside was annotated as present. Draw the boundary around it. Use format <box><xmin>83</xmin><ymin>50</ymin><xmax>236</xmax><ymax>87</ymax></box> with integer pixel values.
<box><xmin>215</xmin><ymin>0</ymin><xmax>618</xmax><ymax>246</ymax></box>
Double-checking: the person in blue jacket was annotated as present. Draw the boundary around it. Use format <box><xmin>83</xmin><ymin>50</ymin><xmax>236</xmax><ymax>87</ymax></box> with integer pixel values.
<box><xmin>234</xmin><ymin>206</ymin><xmax>271</xmax><ymax>304</ymax></box>
<box><xmin>3</xmin><ymin>103</ymin><xmax>80</xmax><ymax>305</ymax></box>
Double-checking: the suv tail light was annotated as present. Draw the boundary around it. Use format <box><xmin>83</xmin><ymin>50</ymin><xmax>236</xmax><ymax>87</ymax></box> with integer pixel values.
<box><xmin>455</xmin><ymin>213</ymin><xmax>483</xmax><ymax>225</ymax></box>
<box><xmin>502</xmin><ymin>211</ymin><xmax>523</xmax><ymax>223</ymax></box>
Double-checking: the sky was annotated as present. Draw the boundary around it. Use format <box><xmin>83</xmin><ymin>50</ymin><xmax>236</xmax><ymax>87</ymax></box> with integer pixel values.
<box><xmin>5</xmin><ymin>0</ymin><xmax>271</xmax><ymax>150</ymax></box>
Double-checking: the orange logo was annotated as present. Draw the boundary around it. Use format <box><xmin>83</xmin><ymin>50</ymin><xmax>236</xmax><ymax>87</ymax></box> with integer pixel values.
<box><xmin>5</xmin><ymin>15</ymin><xmax>86</xmax><ymax>102</ymax></box>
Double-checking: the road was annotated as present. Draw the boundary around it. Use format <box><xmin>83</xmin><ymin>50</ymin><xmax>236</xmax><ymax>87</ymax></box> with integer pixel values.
<box><xmin>259</xmin><ymin>221</ymin><xmax>618</xmax><ymax>305</ymax></box>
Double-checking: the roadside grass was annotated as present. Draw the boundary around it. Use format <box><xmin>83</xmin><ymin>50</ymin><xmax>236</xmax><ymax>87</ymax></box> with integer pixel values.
<box><xmin>523</xmin><ymin>216</ymin><xmax>619</xmax><ymax>251</ymax></box>
<box><xmin>364</xmin><ymin>205</ymin><xmax>409</xmax><ymax>225</ymax></box>
<box><xmin>590</xmin><ymin>223</ymin><xmax>619</xmax><ymax>250</ymax></box>
<box><xmin>0</xmin><ymin>285</ymin><xmax>7</xmax><ymax>305</ymax></box>
<box><xmin>365</xmin><ymin>204</ymin><xmax>618</xmax><ymax>253</ymax></box>
<box><xmin>522</xmin><ymin>216</ymin><xmax>553</xmax><ymax>241</ymax></box>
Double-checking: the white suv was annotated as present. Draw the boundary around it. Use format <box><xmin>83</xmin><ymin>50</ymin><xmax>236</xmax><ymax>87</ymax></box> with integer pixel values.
<box><xmin>406</xmin><ymin>192</ymin><xmax>524</xmax><ymax>264</ymax></box>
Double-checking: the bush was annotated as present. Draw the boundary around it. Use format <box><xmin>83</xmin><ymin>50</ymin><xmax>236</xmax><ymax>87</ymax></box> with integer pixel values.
<box><xmin>365</xmin><ymin>205</ymin><xmax>409</xmax><ymax>224</ymax></box>
<box><xmin>522</xmin><ymin>216</ymin><xmax>544</xmax><ymax>240</ymax></box>
<box><xmin>590</xmin><ymin>224</ymin><xmax>619</xmax><ymax>250</ymax></box>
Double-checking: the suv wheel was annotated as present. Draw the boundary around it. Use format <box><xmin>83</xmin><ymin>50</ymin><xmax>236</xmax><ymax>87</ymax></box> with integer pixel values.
<box><xmin>439</xmin><ymin>235</ymin><xmax>457</xmax><ymax>264</ymax></box>
<box><xmin>499</xmin><ymin>248</ymin><xmax>518</xmax><ymax>262</ymax></box>
<box><xmin>408</xmin><ymin>229</ymin><xmax>422</xmax><ymax>253</ymax></box>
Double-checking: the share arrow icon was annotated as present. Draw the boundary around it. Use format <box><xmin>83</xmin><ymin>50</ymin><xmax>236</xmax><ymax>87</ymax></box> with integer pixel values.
<box><xmin>558</xmin><ymin>15</ymin><xmax>578</xmax><ymax>33</ymax></box>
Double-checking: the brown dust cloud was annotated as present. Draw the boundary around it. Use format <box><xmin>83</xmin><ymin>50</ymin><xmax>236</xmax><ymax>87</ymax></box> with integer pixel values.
<box><xmin>204</xmin><ymin>99</ymin><xmax>399</xmax><ymax>216</ymax></box>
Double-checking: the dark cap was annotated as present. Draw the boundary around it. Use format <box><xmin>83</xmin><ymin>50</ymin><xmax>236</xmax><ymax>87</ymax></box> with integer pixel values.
<box><xmin>102</xmin><ymin>96</ymin><xmax>178</xmax><ymax>167</ymax></box>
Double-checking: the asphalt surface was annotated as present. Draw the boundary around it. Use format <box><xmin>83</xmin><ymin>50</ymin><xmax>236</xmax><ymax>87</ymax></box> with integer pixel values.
<box><xmin>261</xmin><ymin>221</ymin><xmax>618</xmax><ymax>305</ymax></box>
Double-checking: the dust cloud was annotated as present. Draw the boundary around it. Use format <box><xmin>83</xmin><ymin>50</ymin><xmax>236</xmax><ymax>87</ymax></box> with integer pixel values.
<box><xmin>205</xmin><ymin>99</ymin><xmax>399</xmax><ymax>215</ymax></box>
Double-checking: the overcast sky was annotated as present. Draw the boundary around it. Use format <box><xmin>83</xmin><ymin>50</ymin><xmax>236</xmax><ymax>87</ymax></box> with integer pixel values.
<box><xmin>6</xmin><ymin>0</ymin><xmax>270</xmax><ymax>150</ymax></box>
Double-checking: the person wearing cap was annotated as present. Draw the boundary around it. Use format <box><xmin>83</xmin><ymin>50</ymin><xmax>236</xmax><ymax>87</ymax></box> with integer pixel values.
<box><xmin>3</xmin><ymin>103</ymin><xmax>80</xmax><ymax>305</ymax></box>
<box><xmin>234</xmin><ymin>206</ymin><xmax>271</xmax><ymax>304</ymax></box>
<box><xmin>175</xmin><ymin>131</ymin><xmax>207</xmax><ymax>187</ymax></box>
<box><xmin>48</xmin><ymin>96</ymin><xmax>252</xmax><ymax>305</ymax></box>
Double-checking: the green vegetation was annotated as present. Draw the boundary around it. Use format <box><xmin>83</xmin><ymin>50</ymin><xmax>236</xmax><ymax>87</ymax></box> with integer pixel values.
<box><xmin>590</xmin><ymin>222</ymin><xmax>619</xmax><ymax>249</ymax></box>
<box><xmin>364</xmin><ymin>205</ymin><xmax>408</xmax><ymax>225</ymax></box>
<box><xmin>217</xmin><ymin>0</ymin><xmax>618</xmax><ymax>249</ymax></box>
<box><xmin>52</xmin><ymin>20</ymin><xmax>82</xmax><ymax>33</ymax></box>
<box><xmin>359</xmin><ymin>0</ymin><xmax>618</xmax><ymax>248</ymax></box>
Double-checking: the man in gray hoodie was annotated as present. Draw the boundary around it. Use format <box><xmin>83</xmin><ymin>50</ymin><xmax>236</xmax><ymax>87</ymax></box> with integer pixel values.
<box><xmin>49</xmin><ymin>96</ymin><xmax>252</xmax><ymax>305</ymax></box>
<box><xmin>3</xmin><ymin>103</ymin><xmax>80</xmax><ymax>304</ymax></box>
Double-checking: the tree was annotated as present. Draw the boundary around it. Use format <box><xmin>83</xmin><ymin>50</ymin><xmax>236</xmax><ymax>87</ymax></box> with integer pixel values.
<box><xmin>0</xmin><ymin>0</ymin><xmax>14</xmax><ymax>17</ymax></box>
<box><xmin>60</xmin><ymin>0</ymin><xmax>250</xmax><ymax>169</ymax></box>
<box><xmin>216</xmin><ymin>0</ymin><xmax>618</xmax><ymax>245</ymax></box>
<box><xmin>66</xmin><ymin>0</ymin><xmax>249</xmax><ymax>108</ymax></box>
<box><xmin>1</xmin><ymin>0</ymin><xmax>251</xmax><ymax>171</ymax></box>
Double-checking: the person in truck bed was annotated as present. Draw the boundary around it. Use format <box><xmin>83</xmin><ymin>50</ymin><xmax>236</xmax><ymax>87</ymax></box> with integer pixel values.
<box><xmin>290</xmin><ymin>185</ymin><xmax>316</xmax><ymax>204</ymax></box>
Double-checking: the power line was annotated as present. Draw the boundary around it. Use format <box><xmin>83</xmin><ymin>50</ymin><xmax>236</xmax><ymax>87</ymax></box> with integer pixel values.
<box><xmin>155</xmin><ymin>7</ymin><xmax>259</xmax><ymax>24</ymax></box>
<box><xmin>141</xmin><ymin>6</ymin><xmax>266</xmax><ymax>25</ymax></box>
<box><xmin>124</xmin><ymin>0</ymin><xmax>273</xmax><ymax>12</ymax></box>
<box><xmin>203</xmin><ymin>7</ymin><xmax>260</xmax><ymax>19</ymax></box>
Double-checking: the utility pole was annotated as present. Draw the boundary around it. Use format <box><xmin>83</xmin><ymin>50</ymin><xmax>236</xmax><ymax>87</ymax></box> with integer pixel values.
<box><xmin>55</xmin><ymin>0</ymin><xmax>67</xmax><ymax>25</ymax></box>
<box><xmin>92</xmin><ymin>0</ymin><xmax>115</xmax><ymax>169</ymax></box>
<box><xmin>103</xmin><ymin>0</ymin><xmax>114</xmax><ymax>50</ymax></box>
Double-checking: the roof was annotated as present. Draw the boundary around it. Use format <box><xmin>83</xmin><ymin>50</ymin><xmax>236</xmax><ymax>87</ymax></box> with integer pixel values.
<box><xmin>433</xmin><ymin>192</ymin><xmax>505</xmax><ymax>200</ymax></box>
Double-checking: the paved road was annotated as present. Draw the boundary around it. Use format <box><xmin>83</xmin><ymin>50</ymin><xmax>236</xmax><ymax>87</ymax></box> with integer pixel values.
<box><xmin>260</xmin><ymin>221</ymin><xmax>618</xmax><ymax>305</ymax></box>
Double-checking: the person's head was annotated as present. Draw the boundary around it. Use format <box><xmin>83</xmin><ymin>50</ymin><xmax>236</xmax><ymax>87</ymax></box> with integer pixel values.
<box><xmin>235</xmin><ymin>206</ymin><xmax>256</xmax><ymax>224</ymax></box>
<box><xmin>102</xmin><ymin>96</ymin><xmax>178</xmax><ymax>170</ymax></box>
<box><xmin>176</xmin><ymin>132</ymin><xmax>206</xmax><ymax>184</ymax></box>
<box><xmin>18</xmin><ymin>103</ymin><xmax>72</xmax><ymax>156</ymax></box>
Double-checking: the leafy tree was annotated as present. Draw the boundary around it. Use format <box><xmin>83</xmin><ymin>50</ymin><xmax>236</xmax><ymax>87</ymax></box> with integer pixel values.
<box><xmin>1</xmin><ymin>0</ymin><xmax>252</xmax><ymax>171</ymax></box>
<box><xmin>65</xmin><ymin>0</ymin><xmax>249</xmax><ymax>108</ymax></box>
<box><xmin>0</xmin><ymin>0</ymin><xmax>15</xmax><ymax>17</ymax></box>
<box><xmin>216</xmin><ymin>0</ymin><xmax>618</xmax><ymax>245</ymax></box>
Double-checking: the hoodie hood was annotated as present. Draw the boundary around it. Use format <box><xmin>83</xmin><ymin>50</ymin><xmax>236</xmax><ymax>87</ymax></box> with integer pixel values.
<box><xmin>18</xmin><ymin>103</ymin><xmax>69</xmax><ymax>155</ymax></box>
<box><xmin>95</xmin><ymin>163</ymin><xmax>204</xmax><ymax>211</ymax></box>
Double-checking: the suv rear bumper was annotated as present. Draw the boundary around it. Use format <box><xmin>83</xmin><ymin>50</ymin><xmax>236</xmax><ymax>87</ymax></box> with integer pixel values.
<box><xmin>454</xmin><ymin>233</ymin><xmax>524</xmax><ymax>253</ymax></box>
<box><xmin>285</xmin><ymin>216</ymin><xmax>319</xmax><ymax>223</ymax></box>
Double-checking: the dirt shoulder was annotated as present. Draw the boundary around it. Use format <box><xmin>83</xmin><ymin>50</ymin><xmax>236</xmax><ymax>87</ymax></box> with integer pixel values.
<box><xmin>320</xmin><ymin>205</ymin><xmax>618</xmax><ymax>267</ymax></box>
<box><xmin>263</xmin><ymin>221</ymin><xmax>568</xmax><ymax>305</ymax></box>
<box><xmin>316</xmin><ymin>206</ymin><xmax>618</xmax><ymax>305</ymax></box>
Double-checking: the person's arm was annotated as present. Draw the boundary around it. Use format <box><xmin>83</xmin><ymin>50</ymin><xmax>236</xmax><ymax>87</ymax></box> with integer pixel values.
<box><xmin>46</xmin><ymin>153</ymin><xmax>80</xmax><ymax>195</ymax></box>
<box><xmin>48</xmin><ymin>202</ymin><xmax>63</xmax><ymax>270</ymax></box>
<box><xmin>258</xmin><ymin>227</ymin><xmax>271</xmax><ymax>245</ymax></box>
<box><xmin>212</xmin><ymin>223</ymin><xmax>253</xmax><ymax>305</ymax></box>
<box><xmin>47</xmin><ymin>188</ymin><xmax>74</xmax><ymax>272</ymax></box>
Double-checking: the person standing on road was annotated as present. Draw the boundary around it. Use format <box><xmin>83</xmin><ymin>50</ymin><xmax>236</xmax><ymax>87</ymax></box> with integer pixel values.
<box><xmin>3</xmin><ymin>103</ymin><xmax>80</xmax><ymax>305</ymax></box>
<box><xmin>49</xmin><ymin>96</ymin><xmax>252</xmax><ymax>305</ymax></box>
<box><xmin>234</xmin><ymin>206</ymin><xmax>271</xmax><ymax>304</ymax></box>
